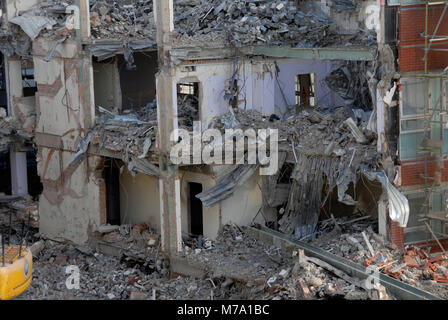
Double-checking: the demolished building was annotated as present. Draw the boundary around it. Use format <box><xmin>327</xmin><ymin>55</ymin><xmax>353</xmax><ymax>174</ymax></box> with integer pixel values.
<box><xmin>1</xmin><ymin>0</ymin><xmax>448</xmax><ymax>300</ymax></box>
<box><xmin>0</xmin><ymin>0</ymin><xmax>409</xmax><ymax>246</ymax></box>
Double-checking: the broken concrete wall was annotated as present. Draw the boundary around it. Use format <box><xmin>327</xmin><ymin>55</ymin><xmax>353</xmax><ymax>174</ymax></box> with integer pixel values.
<box><xmin>174</xmin><ymin>59</ymin><xmax>275</xmax><ymax>127</ymax></box>
<box><xmin>33</xmin><ymin>38</ymin><xmax>102</xmax><ymax>244</ymax></box>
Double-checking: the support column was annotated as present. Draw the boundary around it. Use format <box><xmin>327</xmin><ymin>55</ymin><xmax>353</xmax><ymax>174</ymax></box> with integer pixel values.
<box><xmin>154</xmin><ymin>0</ymin><xmax>182</xmax><ymax>254</ymax></box>
<box><xmin>4</xmin><ymin>56</ymin><xmax>23</xmax><ymax>119</ymax></box>
<box><xmin>4</xmin><ymin>56</ymin><xmax>28</xmax><ymax>197</ymax></box>
<box><xmin>10</xmin><ymin>150</ymin><xmax>28</xmax><ymax>196</ymax></box>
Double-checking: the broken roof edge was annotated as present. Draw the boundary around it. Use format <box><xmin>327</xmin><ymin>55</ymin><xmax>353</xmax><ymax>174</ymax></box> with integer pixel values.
<box><xmin>83</xmin><ymin>38</ymin><xmax>377</xmax><ymax>62</ymax></box>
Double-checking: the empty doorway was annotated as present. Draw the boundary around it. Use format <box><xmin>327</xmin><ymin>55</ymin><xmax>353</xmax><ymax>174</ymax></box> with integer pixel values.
<box><xmin>188</xmin><ymin>182</ymin><xmax>203</xmax><ymax>236</ymax></box>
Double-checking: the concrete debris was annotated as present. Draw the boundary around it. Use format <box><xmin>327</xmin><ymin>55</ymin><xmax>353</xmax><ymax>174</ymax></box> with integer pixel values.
<box><xmin>97</xmin><ymin>224</ymin><xmax>120</xmax><ymax>234</ymax></box>
<box><xmin>30</xmin><ymin>240</ymin><xmax>45</xmax><ymax>258</ymax></box>
<box><xmin>344</xmin><ymin>118</ymin><xmax>368</xmax><ymax>144</ymax></box>
<box><xmin>9</xmin><ymin>11</ymin><xmax>57</xmax><ymax>40</ymax></box>
<box><xmin>0</xmin><ymin>221</ymin><xmax>372</xmax><ymax>300</ymax></box>
<box><xmin>332</xmin><ymin>0</ymin><xmax>357</xmax><ymax>13</ymax></box>
<box><xmin>2</xmin><ymin>0</ymin><xmax>375</xmax><ymax>58</ymax></box>
<box><xmin>177</xmin><ymin>224</ymin><xmax>380</xmax><ymax>300</ymax></box>
<box><xmin>87</xmin><ymin>0</ymin><xmax>376</xmax><ymax>48</ymax></box>
<box><xmin>325</xmin><ymin>62</ymin><xmax>374</xmax><ymax>112</ymax></box>
<box><xmin>310</xmin><ymin>216</ymin><xmax>448</xmax><ymax>299</ymax></box>
<box><xmin>8</xmin><ymin>198</ymin><xmax>40</xmax><ymax>228</ymax></box>
<box><xmin>208</xmin><ymin>107</ymin><xmax>379</xmax><ymax>240</ymax></box>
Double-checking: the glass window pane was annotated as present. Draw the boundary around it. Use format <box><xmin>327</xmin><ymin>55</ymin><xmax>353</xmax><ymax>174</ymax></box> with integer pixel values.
<box><xmin>401</xmin><ymin>78</ymin><xmax>425</xmax><ymax>116</ymax></box>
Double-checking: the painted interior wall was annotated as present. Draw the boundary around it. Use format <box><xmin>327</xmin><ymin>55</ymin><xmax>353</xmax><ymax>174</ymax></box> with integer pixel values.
<box><xmin>175</xmin><ymin>58</ymin><xmax>342</xmax><ymax>128</ymax></box>
<box><xmin>119</xmin><ymin>167</ymin><xmax>220</xmax><ymax>239</ymax></box>
<box><xmin>179</xmin><ymin>170</ymin><xmax>220</xmax><ymax>239</ymax></box>
<box><xmin>220</xmin><ymin>168</ymin><xmax>264</xmax><ymax>227</ymax></box>
<box><xmin>120</xmin><ymin>168</ymin><xmax>220</xmax><ymax>239</ymax></box>
<box><xmin>93</xmin><ymin>59</ymin><xmax>122</xmax><ymax>113</ymax></box>
<box><xmin>274</xmin><ymin>59</ymin><xmax>344</xmax><ymax>110</ymax></box>
<box><xmin>118</xmin><ymin>166</ymin><xmax>265</xmax><ymax>240</ymax></box>
<box><xmin>119</xmin><ymin>169</ymin><xmax>161</xmax><ymax>229</ymax></box>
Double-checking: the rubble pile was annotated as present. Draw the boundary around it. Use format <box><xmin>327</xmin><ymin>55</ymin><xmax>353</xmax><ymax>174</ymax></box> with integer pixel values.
<box><xmin>89</xmin><ymin>111</ymin><xmax>157</xmax><ymax>160</ymax></box>
<box><xmin>89</xmin><ymin>0</ymin><xmax>156</xmax><ymax>41</ymax></box>
<box><xmin>7</xmin><ymin>198</ymin><xmax>40</xmax><ymax>228</ymax></box>
<box><xmin>86</xmin><ymin>94</ymin><xmax>199</xmax><ymax>166</ymax></box>
<box><xmin>2</xmin><ymin>219</ymin><xmax>388</xmax><ymax>300</ymax></box>
<box><xmin>88</xmin><ymin>0</ymin><xmax>375</xmax><ymax>48</ymax></box>
<box><xmin>180</xmin><ymin>224</ymin><xmax>389</xmax><ymax>300</ymax></box>
<box><xmin>310</xmin><ymin>217</ymin><xmax>448</xmax><ymax>299</ymax></box>
<box><xmin>173</xmin><ymin>0</ymin><xmax>376</xmax><ymax>48</ymax></box>
<box><xmin>311</xmin><ymin>219</ymin><xmax>395</xmax><ymax>265</ymax></box>
<box><xmin>2</xmin><ymin>0</ymin><xmax>375</xmax><ymax>56</ymax></box>
<box><xmin>213</xmin><ymin>107</ymin><xmax>377</xmax><ymax>158</ymax></box>
<box><xmin>210</xmin><ymin>107</ymin><xmax>379</xmax><ymax>239</ymax></box>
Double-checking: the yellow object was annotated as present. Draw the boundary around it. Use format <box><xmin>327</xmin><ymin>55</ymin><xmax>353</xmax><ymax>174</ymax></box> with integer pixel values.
<box><xmin>0</xmin><ymin>246</ymin><xmax>33</xmax><ymax>300</ymax></box>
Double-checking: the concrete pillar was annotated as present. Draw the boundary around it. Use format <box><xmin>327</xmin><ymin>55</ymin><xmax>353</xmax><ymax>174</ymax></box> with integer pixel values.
<box><xmin>4</xmin><ymin>56</ymin><xmax>23</xmax><ymax>119</ymax></box>
<box><xmin>4</xmin><ymin>56</ymin><xmax>27</xmax><ymax>197</ymax></box>
<box><xmin>154</xmin><ymin>0</ymin><xmax>182</xmax><ymax>254</ymax></box>
<box><xmin>10</xmin><ymin>151</ymin><xmax>28</xmax><ymax>196</ymax></box>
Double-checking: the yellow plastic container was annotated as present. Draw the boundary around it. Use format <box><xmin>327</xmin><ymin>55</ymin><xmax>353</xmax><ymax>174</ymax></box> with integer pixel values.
<box><xmin>0</xmin><ymin>246</ymin><xmax>33</xmax><ymax>300</ymax></box>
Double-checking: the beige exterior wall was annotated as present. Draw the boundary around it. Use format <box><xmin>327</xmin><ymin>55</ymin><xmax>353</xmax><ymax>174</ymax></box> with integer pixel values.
<box><xmin>119</xmin><ymin>166</ymin><xmax>264</xmax><ymax>240</ymax></box>
<box><xmin>34</xmin><ymin>39</ymin><xmax>102</xmax><ymax>244</ymax></box>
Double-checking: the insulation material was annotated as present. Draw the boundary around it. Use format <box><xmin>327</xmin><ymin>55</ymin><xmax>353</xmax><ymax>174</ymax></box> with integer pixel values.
<box><xmin>278</xmin><ymin>153</ymin><xmax>364</xmax><ymax>240</ymax></box>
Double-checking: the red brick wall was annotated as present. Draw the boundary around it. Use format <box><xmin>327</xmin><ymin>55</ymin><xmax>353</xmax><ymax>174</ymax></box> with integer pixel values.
<box><xmin>398</xmin><ymin>5</ymin><xmax>448</xmax><ymax>72</ymax></box>
<box><xmin>442</xmin><ymin>159</ymin><xmax>448</xmax><ymax>182</ymax></box>
<box><xmin>401</xmin><ymin>158</ymin><xmax>441</xmax><ymax>186</ymax></box>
